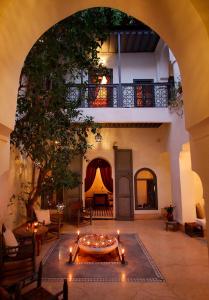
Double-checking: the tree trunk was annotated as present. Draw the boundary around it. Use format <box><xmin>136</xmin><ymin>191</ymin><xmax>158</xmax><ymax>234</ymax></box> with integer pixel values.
<box><xmin>26</xmin><ymin>168</ymin><xmax>47</xmax><ymax>218</ymax></box>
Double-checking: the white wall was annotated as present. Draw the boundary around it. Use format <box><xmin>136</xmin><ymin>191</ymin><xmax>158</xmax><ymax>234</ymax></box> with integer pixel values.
<box><xmin>99</xmin><ymin>39</ymin><xmax>169</xmax><ymax>83</ymax></box>
<box><xmin>83</xmin><ymin>126</ymin><xmax>172</xmax><ymax>217</ymax></box>
<box><xmin>166</xmin><ymin>111</ymin><xmax>190</xmax><ymax>223</ymax></box>
<box><xmin>80</xmin><ymin>107</ymin><xmax>172</xmax><ymax>124</ymax></box>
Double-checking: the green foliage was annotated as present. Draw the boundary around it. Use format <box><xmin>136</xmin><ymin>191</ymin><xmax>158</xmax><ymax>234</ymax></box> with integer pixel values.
<box><xmin>10</xmin><ymin>8</ymin><xmax>135</xmax><ymax>209</ymax></box>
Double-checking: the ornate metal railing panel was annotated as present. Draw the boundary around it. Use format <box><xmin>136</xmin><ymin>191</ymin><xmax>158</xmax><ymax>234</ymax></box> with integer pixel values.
<box><xmin>67</xmin><ymin>83</ymin><xmax>172</xmax><ymax>108</ymax></box>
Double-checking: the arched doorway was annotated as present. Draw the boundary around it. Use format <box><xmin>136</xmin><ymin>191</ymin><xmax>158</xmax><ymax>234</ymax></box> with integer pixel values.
<box><xmin>85</xmin><ymin>158</ymin><xmax>113</xmax><ymax>219</ymax></box>
<box><xmin>135</xmin><ymin>168</ymin><xmax>158</xmax><ymax>210</ymax></box>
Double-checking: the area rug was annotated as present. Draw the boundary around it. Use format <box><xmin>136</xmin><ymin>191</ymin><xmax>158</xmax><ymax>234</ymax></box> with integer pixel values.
<box><xmin>42</xmin><ymin>233</ymin><xmax>164</xmax><ymax>282</ymax></box>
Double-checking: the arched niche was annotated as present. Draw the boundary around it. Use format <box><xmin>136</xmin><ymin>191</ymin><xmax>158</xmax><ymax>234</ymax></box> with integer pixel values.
<box><xmin>134</xmin><ymin>168</ymin><xmax>158</xmax><ymax>210</ymax></box>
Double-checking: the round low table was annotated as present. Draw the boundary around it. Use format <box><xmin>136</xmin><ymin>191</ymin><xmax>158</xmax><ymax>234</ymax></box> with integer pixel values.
<box><xmin>14</xmin><ymin>225</ymin><xmax>48</xmax><ymax>256</ymax></box>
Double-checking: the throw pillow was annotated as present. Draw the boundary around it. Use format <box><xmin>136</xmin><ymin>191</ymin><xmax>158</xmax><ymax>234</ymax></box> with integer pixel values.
<box><xmin>35</xmin><ymin>209</ymin><xmax>51</xmax><ymax>225</ymax></box>
<box><xmin>196</xmin><ymin>203</ymin><xmax>205</xmax><ymax>219</ymax></box>
<box><xmin>3</xmin><ymin>226</ymin><xmax>18</xmax><ymax>256</ymax></box>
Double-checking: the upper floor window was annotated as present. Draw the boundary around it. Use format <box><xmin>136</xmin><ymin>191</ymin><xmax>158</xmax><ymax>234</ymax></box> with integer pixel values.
<box><xmin>135</xmin><ymin>168</ymin><xmax>158</xmax><ymax>210</ymax></box>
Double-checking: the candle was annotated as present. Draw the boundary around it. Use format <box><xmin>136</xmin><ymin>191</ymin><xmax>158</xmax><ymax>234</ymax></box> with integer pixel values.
<box><xmin>69</xmin><ymin>247</ymin><xmax>73</xmax><ymax>263</ymax></box>
<box><xmin>34</xmin><ymin>222</ymin><xmax>38</xmax><ymax>229</ymax></box>
<box><xmin>77</xmin><ymin>230</ymin><xmax>80</xmax><ymax>241</ymax></box>
<box><xmin>34</xmin><ymin>228</ymin><xmax>37</xmax><ymax>234</ymax></box>
<box><xmin>117</xmin><ymin>229</ymin><xmax>120</xmax><ymax>241</ymax></box>
<box><xmin>121</xmin><ymin>248</ymin><xmax>125</xmax><ymax>264</ymax></box>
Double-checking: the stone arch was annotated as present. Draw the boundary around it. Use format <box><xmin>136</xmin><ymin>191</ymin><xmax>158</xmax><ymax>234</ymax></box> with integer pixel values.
<box><xmin>0</xmin><ymin>0</ymin><xmax>209</xmax><ymax>133</ymax></box>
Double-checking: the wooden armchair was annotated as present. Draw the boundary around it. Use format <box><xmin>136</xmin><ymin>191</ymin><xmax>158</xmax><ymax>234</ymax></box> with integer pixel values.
<box><xmin>34</xmin><ymin>209</ymin><xmax>62</xmax><ymax>241</ymax></box>
<box><xmin>70</xmin><ymin>200</ymin><xmax>92</xmax><ymax>227</ymax></box>
<box><xmin>15</xmin><ymin>261</ymin><xmax>68</xmax><ymax>300</ymax></box>
<box><xmin>0</xmin><ymin>225</ymin><xmax>36</xmax><ymax>291</ymax></box>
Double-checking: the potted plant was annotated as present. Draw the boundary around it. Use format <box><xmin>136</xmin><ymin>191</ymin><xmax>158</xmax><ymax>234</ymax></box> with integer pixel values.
<box><xmin>164</xmin><ymin>205</ymin><xmax>175</xmax><ymax>221</ymax></box>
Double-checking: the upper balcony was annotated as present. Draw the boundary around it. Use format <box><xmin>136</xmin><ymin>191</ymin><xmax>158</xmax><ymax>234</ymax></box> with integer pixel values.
<box><xmin>68</xmin><ymin>82</ymin><xmax>172</xmax><ymax>108</ymax></box>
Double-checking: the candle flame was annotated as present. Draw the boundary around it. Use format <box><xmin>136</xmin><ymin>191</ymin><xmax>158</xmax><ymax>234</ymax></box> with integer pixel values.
<box><xmin>122</xmin><ymin>248</ymin><xmax>125</xmax><ymax>254</ymax></box>
<box><xmin>69</xmin><ymin>247</ymin><xmax>72</xmax><ymax>253</ymax></box>
<box><xmin>77</xmin><ymin>230</ymin><xmax>80</xmax><ymax>235</ymax></box>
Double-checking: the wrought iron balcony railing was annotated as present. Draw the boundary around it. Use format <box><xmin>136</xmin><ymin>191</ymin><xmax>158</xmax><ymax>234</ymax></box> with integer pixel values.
<box><xmin>68</xmin><ymin>82</ymin><xmax>173</xmax><ymax>108</ymax></box>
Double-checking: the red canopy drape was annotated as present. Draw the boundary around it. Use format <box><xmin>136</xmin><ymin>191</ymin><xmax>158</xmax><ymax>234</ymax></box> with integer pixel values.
<box><xmin>85</xmin><ymin>158</ymin><xmax>113</xmax><ymax>192</ymax></box>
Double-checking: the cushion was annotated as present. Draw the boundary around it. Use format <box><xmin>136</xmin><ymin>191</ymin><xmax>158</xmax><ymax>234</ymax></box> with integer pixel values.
<box><xmin>196</xmin><ymin>218</ymin><xmax>206</xmax><ymax>230</ymax></box>
<box><xmin>35</xmin><ymin>209</ymin><xmax>51</xmax><ymax>225</ymax></box>
<box><xmin>196</xmin><ymin>203</ymin><xmax>205</xmax><ymax>219</ymax></box>
<box><xmin>3</xmin><ymin>226</ymin><xmax>18</xmax><ymax>256</ymax></box>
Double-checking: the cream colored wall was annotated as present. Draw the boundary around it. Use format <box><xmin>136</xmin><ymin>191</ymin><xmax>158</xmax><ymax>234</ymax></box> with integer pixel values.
<box><xmin>179</xmin><ymin>143</ymin><xmax>197</xmax><ymax>223</ymax></box>
<box><xmin>83</xmin><ymin>126</ymin><xmax>172</xmax><ymax>216</ymax></box>
<box><xmin>0</xmin><ymin>148</ymin><xmax>34</xmax><ymax>229</ymax></box>
<box><xmin>179</xmin><ymin>142</ymin><xmax>206</xmax><ymax>222</ymax></box>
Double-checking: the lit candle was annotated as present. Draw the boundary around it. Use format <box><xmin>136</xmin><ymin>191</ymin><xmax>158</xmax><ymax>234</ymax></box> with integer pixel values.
<box><xmin>121</xmin><ymin>248</ymin><xmax>125</xmax><ymax>264</ymax></box>
<box><xmin>69</xmin><ymin>247</ymin><xmax>72</xmax><ymax>263</ymax></box>
<box><xmin>117</xmin><ymin>229</ymin><xmax>120</xmax><ymax>242</ymax></box>
<box><xmin>77</xmin><ymin>230</ymin><xmax>80</xmax><ymax>241</ymax></box>
<box><xmin>34</xmin><ymin>228</ymin><xmax>37</xmax><ymax>234</ymax></box>
<box><xmin>34</xmin><ymin>222</ymin><xmax>38</xmax><ymax>229</ymax></box>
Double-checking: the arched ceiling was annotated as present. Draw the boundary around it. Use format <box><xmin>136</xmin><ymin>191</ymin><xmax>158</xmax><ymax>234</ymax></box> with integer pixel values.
<box><xmin>0</xmin><ymin>0</ymin><xmax>209</xmax><ymax>132</ymax></box>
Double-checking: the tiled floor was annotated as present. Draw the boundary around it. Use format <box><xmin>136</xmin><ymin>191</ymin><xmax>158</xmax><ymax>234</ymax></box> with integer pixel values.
<box><xmin>39</xmin><ymin>220</ymin><xmax>209</xmax><ymax>300</ymax></box>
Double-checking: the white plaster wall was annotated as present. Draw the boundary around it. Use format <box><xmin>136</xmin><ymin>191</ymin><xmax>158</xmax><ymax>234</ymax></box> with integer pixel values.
<box><xmin>99</xmin><ymin>39</ymin><xmax>169</xmax><ymax>84</ymax></box>
<box><xmin>169</xmin><ymin>49</ymin><xmax>181</xmax><ymax>82</ymax></box>
<box><xmin>179</xmin><ymin>143</ymin><xmax>197</xmax><ymax>223</ymax></box>
<box><xmin>79</xmin><ymin>108</ymin><xmax>172</xmax><ymax>123</ymax></box>
<box><xmin>166</xmin><ymin>111</ymin><xmax>190</xmax><ymax>223</ymax></box>
<box><xmin>155</xmin><ymin>40</ymin><xmax>169</xmax><ymax>82</ymax></box>
<box><xmin>83</xmin><ymin>126</ymin><xmax>172</xmax><ymax>217</ymax></box>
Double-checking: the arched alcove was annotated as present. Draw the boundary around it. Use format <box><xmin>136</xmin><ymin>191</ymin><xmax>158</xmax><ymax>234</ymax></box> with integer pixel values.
<box><xmin>134</xmin><ymin>168</ymin><xmax>158</xmax><ymax>210</ymax></box>
<box><xmin>85</xmin><ymin>158</ymin><xmax>113</xmax><ymax>218</ymax></box>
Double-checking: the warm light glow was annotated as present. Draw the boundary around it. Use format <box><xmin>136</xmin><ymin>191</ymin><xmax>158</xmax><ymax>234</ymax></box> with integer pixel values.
<box><xmin>77</xmin><ymin>230</ymin><xmax>80</xmax><ymax>236</ymax></box>
<box><xmin>34</xmin><ymin>222</ymin><xmax>38</xmax><ymax>228</ymax></box>
<box><xmin>101</xmin><ymin>75</ymin><xmax>107</xmax><ymax>84</ymax></box>
<box><xmin>69</xmin><ymin>247</ymin><xmax>72</xmax><ymax>253</ymax></box>
<box><xmin>34</xmin><ymin>229</ymin><xmax>37</xmax><ymax>233</ymax></box>
<box><xmin>121</xmin><ymin>272</ymin><xmax>126</xmax><ymax>282</ymax></box>
<box><xmin>122</xmin><ymin>248</ymin><xmax>125</xmax><ymax>254</ymax></box>
<box><xmin>117</xmin><ymin>230</ymin><xmax>120</xmax><ymax>235</ymax></box>
<box><xmin>68</xmin><ymin>273</ymin><xmax>73</xmax><ymax>282</ymax></box>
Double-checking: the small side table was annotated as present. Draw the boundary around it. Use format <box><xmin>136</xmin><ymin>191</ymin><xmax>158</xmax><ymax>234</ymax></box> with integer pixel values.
<box><xmin>14</xmin><ymin>224</ymin><xmax>48</xmax><ymax>256</ymax></box>
<box><xmin>165</xmin><ymin>220</ymin><xmax>178</xmax><ymax>231</ymax></box>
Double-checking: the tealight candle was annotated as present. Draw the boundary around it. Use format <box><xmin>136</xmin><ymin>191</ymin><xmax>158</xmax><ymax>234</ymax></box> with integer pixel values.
<box><xmin>121</xmin><ymin>248</ymin><xmax>125</xmax><ymax>264</ymax></box>
<box><xmin>34</xmin><ymin>222</ymin><xmax>38</xmax><ymax>229</ymax></box>
<box><xmin>69</xmin><ymin>247</ymin><xmax>73</xmax><ymax>263</ymax></box>
<box><xmin>117</xmin><ymin>229</ymin><xmax>120</xmax><ymax>241</ymax></box>
<box><xmin>77</xmin><ymin>230</ymin><xmax>80</xmax><ymax>241</ymax></box>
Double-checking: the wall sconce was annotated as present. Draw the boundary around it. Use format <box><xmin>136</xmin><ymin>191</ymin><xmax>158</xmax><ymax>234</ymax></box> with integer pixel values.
<box><xmin>95</xmin><ymin>131</ymin><xmax>102</xmax><ymax>143</ymax></box>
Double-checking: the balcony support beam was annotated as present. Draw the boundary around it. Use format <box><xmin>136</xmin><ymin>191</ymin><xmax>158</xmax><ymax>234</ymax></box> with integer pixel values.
<box><xmin>117</xmin><ymin>32</ymin><xmax>122</xmax><ymax>107</ymax></box>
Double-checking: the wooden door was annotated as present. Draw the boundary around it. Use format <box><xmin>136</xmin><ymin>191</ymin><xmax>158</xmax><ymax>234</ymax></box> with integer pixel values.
<box><xmin>63</xmin><ymin>156</ymin><xmax>82</xmax><ymax>222</ymax></box>
<box><xmin>114</xmin><ymin>148</ymin><xmax>134</xmax><ymax>220</ymax></box>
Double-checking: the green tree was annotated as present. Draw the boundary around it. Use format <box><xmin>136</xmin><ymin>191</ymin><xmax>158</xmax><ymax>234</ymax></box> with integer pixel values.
<box><xmin>11</xmin><ymin>8</ymin><xmax>135</xmax><ymax>217</ymax></box>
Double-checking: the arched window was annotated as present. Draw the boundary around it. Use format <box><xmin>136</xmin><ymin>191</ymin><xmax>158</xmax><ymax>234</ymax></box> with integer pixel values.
<box><xmin>135</xmin><ymin>168</ymin><xmax>158</xmax><ymax>210</ymax></box>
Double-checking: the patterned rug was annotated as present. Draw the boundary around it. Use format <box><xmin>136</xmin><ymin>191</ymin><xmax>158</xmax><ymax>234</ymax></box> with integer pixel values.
<box><xmin>42</xmin><ymin>234</ymin><xmax>164</xmax><ymax>282</ymax></box>
<box><xmin>92</xmin><ymin>206</ymin><xmax>113</xmax><ymax>219</ymax></box>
